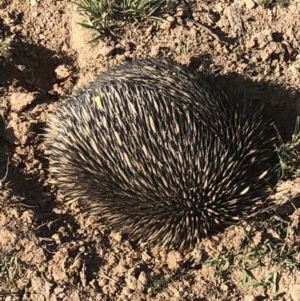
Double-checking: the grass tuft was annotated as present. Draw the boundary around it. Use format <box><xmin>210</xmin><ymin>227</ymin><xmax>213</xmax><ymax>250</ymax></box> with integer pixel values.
<box><xmin>0</xmin><ymin>38</ymin><xmax>13</xmax><ymax>58</ymax></box>
<box><xmin>276</xmin><ymin>116</ymin><xmax>300</xmax><ymax>179</ymax></box>
<box><xmin>75</xmin><ymin>0</ymin><xmax>178</xmax><ymax>43</ymax></box>
<box><xmin>0</xmin><ymin>253</ymin><xmax>23</xmax><ymax>284</ymax></box>
<box><xmin>259</xmin><ymin>0</ymin><xmax>290</xmax><ymax>9</ymax></box>
<box><xmin>206</xmin><ymin>216</ymin><xmax>299</xmax><ymax>295</ymax></box>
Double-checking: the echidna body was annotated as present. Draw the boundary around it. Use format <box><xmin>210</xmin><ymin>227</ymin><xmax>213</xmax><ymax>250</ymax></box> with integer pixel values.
<box><xmin>46</xmin><ymin>58</ymin><xmax>276</xmax><ymax>250</ymax></box>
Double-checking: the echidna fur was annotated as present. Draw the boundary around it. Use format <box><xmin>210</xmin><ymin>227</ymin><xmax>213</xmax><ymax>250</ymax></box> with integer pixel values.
<box><xmin>46</xmin><ymin>58</ymin><xmax>277</xmax><ymax>250</ymax></box>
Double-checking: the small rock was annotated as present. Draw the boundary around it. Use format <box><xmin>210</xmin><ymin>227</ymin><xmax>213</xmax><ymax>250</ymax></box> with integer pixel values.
<box><xmin>10</xmin><ymin>92</ymin><xmax>35</xmax><ymax>112</ymax></box>
<box><xmin>221</xmin><ymin>283</ymin><xmax>229</xmax><ymax>291</ymax></box>
<box><xmin>16</xmin><ymin>64</ymin><xmax>26</xmax><ymax>71</ymax></box>
<box><xmin>166</xmin><ymin>16</ymin><xmax>174</xmax><ymax>23</ymax></box>
<box><xmin>141</xmin><ymin>251</ymin><xmax>151</xmax><ymax>262</ymax></box>
<box><xmin>138</xmin><ymin>271</ymin><xmax>147</xmax><ymax>286</ymax></box>
<box><xmin>167</xmin><ymin>250</ymin><xmax>182</xmax><ymax>270</ymax></box>
<box><xmin>52</xmin><ymin>233</ymin><xmax>62</xmax><ymax>245</ymax></box>
<box><xmin>244</xmin><ymin>295</ymin><xmax>255</xmax><ymax>301</ymax></box>
<box><xmin>243</xmin><ymin>0</ymin><xmax>256</xmax><ymax>9</ymax></box>
<box><xmin>150</xmin><ymin>45</ymin><xmax>160</xmax><ymax>56</ymax></box>
<box><xmin>110</xmin><ymin>230</ymin><xmax>123</xmax><ymax>243</ymax></box>
<box><xmin>4</xmin><ymin>114</ymin><xmax>35</xmax><ymax>145</ymax></box>
<box><xmin>55</xmin><ymin>64</ymin><xmax>71</xmax><ymax>80</ymax></box>
<box><xmin>99</xmin><ymin>46</ymin><xmax>114</xmax><ymax>57</ymax></box>
<box><xmin>54</xmin><ymin>287</ymin><xmax>65</xmax><ymax>295</ymax></box>
<box><xmin>125</xmin><ymin>275</ymin><xmax>137</xmax><ymax>291</ymax></box>
<box><xmin>21</xmin><ymin>211</ymin><xmax>34</xmax><ymax>224</ymax></box>
<box><xmin>51</xmin><ymin>83</ymin><xmax>65</xmax><ymax>96</ymax></box>
<box><xmin>136</xmin><ymin>271</ymin><xmax>148</xmax><ymax>292</ymax></box>
<box><xmin>0</xmin><ymin>228</ymin><xmax>18</xmax><ymax>253</ymax></box>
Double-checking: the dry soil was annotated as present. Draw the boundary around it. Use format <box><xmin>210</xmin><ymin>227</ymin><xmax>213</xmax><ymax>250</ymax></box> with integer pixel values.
<box><xmin>1</xmin><ymin>1</ymin><xmax>300</xmax><ymax>301</ymax></box>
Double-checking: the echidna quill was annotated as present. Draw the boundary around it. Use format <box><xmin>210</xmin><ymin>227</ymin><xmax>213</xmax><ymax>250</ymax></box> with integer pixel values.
<box><xmin>45</xmin><ymin>58</ymin><xmax>277</xmax><ymax>250</ymax></box>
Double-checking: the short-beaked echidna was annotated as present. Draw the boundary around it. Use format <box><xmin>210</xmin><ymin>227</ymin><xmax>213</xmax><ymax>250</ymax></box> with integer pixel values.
<box><xmin>46</xmin><ymin>57</ymin><xmax>277</xmax><ymax>250</ymax></box>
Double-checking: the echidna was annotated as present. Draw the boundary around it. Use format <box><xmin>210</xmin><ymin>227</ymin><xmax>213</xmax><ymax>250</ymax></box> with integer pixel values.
<box><xmin>46</xmin><ymin>58</ymin><xmax>277</xmax><ymax>250</ymax></box>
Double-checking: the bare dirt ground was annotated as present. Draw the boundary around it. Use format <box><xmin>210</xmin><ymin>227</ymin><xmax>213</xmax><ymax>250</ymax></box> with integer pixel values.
<box><xmin>1</xmin><ymin>0</ymin><xmax>300</xmax><ymax>300</ymax></box>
